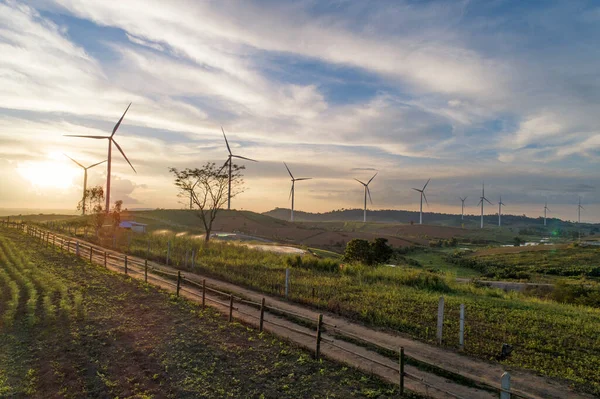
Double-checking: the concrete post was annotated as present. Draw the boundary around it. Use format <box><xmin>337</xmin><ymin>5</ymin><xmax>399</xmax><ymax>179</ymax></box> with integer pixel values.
<box><xmin>437</xmin><ymin>296</ymin><xmax>444</xmax><ymax>345</ymax></box>
<box><xmin>459</xmin><ymin>304</ymin><xmax>465</xmax><ymax>350</ymax></box>
<box><xmin>501</xmin><ymin>372</ymin><xmax>511</xmax><ymax>399</ymax></box>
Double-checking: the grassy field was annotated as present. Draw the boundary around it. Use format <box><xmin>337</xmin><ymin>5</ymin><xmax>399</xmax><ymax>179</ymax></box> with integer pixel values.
<box><xmin>454</xmin><ymin>245</ymin><xmax>600</xmax><ymax>281</ymax></box>
<box><xmin>0</xmin><ymin>227</ymin><xmax>412</xmax><ymax>398</ymax></box>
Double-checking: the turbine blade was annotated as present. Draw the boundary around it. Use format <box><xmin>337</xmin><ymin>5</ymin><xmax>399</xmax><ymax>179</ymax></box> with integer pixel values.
<box><xmin>354</xmin><ymin>178</ymin><xmax>366</xmax><ymax>185</ymax></box>
<box><xmin>112</xmin><ymin>139</ymin><xmax>136</xmax><ymax>173</ymax></box>
<box><xmin>112</xmin><ymin>103</ymin><xmax>131</xmax><ymax>137</ymax></box>
<box><xmin>484</xmin><ymin>198</ymin><xmax>493</xmax><ymax>205</ymax></box>
<box><xmin>232</xmin><ymin>155</ymin><xmax>258</xmax><ymax>162</ymax></box>
<box><xmin>412</xmin><ymin>188</ymin><xmax>422</xmax><ymax>192</ymax></box>
<box><xmin>478</xmin><ymin>199</ymin><xmax>483</xmax><ymax>206</ymax></box>
<box><xmin>367</xmin><ymin>172</ymin><xmax>378</xmax><ymax>185</ymax></box>
<box><xmin>547</xmin><ymin>208</ymin><xmax>551</xmax><ymax>212</ymax></box>
<box><xmin>284</xmin><ymin>162</ymin><xmax>294</xmax><ymax>179</ymax></box>
<box><xmin>217</xmin><ymin>158</ymin><xmax>229</xmax><ymax>174</ymax></box>
<box><xmin>295</xmin><ymin>178</ymin><xmax>312</xmax><ymax>181</ymax></box>
<box><xmin>63</xmin><ymin>135</ymin><xmax>108</xmax><ymax>139</ymax></box>
<box><xmin>64</xmin><ymin>154</ymin><xmax>84</xmax><ymax>169</ymax></box>
<box><xmin>367</xmin><ymin>187</ymin><xmax>373</xmax><ymax>205</ymax></box>
<box><xmin>221</xmin><ymin>126</ymin><xmax>232</xmax><ymax>155</ymax></box>
<box><xmin>87</xmin><ymin>160</ymin><xmax>107</xmax><ymax>169</ymax></box>
<box><xmin>423</xmin><ymin>178</ymin><xmax>431</xmax><ymax>191</ymax></box>
<box><xmin>423</xmin><ymin>192</ymin><xmax>429</xmax><ymax>206</ymax></box>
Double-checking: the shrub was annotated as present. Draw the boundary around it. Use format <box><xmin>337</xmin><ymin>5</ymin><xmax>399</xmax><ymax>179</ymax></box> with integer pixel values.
<box><xmin>343</xmin><ymin>238</ymin><xmax>393</xmax><ymax>266</ymax></box>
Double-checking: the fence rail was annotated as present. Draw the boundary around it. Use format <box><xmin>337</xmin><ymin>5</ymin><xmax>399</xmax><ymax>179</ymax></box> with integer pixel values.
<box><xmin>1</xmin><ymin>220</ymin><xmax>542</xmax><ymax>399</ymax></box>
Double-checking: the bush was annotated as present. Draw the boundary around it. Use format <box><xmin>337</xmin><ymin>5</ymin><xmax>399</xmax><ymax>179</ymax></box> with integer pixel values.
<box><xmin>285</xmin><ymin>255</ymin><xmax>339</xmax><ymax>273</ymax></box>
<box><xmin>343</xmin><ymin>238</ymin><xmax>393</xmax><ymax>266</ymax></box>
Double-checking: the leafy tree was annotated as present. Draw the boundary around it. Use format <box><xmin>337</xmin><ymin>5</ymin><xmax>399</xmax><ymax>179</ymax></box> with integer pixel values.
<box><xmin>110</xmin><ymin>200</ymin><xmax>123</xmax><ymax>231</ymax></box>
<box><xmin>169</xmin><ymin>162</ymin><xmax>245</xmax><ymax>242</ymax></box>
<box><xmin>370</xmin><ymin>238</ymin><xmax>393</xmax><ymax>265</ymax></box>
<box><xmin>344</xmin><ymin>238</ymin><xmax>393</xmax><ymax>266</ymax></box>
<box><xmin>513</xmin><ymin>236</ymin><xmax>523</xmax><ymax>247</ymax></box>
<box><xmin>83</xmin><ymin>186</ymin><xmax>105</xmax><ymax>236</ymax></box>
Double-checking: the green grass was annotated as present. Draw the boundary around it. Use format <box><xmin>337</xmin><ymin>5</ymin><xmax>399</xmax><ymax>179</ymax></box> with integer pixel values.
<box><xmin>309</xmin><ymin>247</ymin><xmax>343</xmax><ymax>260</ymax></box>
<box><xmin>0</xmin><ymin>226</ymin><xmax>413</xmax><ymax>398</ymax></box>
<box><xmin>403</xmin><ymin>250</ymin><xmax>481</xmax><ymax>278</ymax></box>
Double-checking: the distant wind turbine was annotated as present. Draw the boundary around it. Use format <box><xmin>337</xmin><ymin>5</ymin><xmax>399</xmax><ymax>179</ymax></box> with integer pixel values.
<box><xmin>578</xmin><ymin>197</ymin><xmax>584</xmax><ymax>240</ymax></box>
<box><xmin>354</xmin><ymin>173</ymin><xmax>377</xmax><ymax>223</ymax></box>
<box><xmin>498</xmin><ymin>196</ymin><xmax>506</xmax><ymax>227</ymax></box>
<box><xmin>412</xmin><ymin>179</ymin><xmax>430</xmax><ymax>225</ymax></box>
<box><xmin>64</xmin><ymin>103</ymin><xmax>136</xmax><ymax>213</ymax></box>
<box><xmin>64</xmin><ymin>155</ymin><xmax>106</xmax><ymax>215</ymax></box>
<box><xmin>543</xmin><ymin>201</ymin><xmax>550</xmax><ymax>226</ymax></box>
<box><xmin>284</xmin><ymin>162</ymin><xmax>311</xmax><ymax>222</ymax></box>
<box><xmin>477</xmin><ymin>183</ymin><xmax>493</xmax><ymax>229</ymax></box>
<box><xmin>459</xmin><ymin>197</ymin><xmax>467</xmax><ymax>220</ymax></box>
<box><xmin>220</xmin><ymin>127</ymin><xmax>257</xmax><ymax>210</ymax></box>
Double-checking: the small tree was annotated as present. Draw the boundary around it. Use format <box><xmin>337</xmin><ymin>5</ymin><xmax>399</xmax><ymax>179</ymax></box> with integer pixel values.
<box><xmin>110</xmin><ymin>200</ymin><xmax>123</xmax><ymax>231</ymax></box>
<box><xmin>513</xmin><ymin>236</ymin><xmax>523</xmax><ymax>247</ymax></box>
<box><xmin>344</xmin><ymin>239</ymin><xmax>372</xmax><ymax>264</ymax></box>
<box><xmin>83</xmin><ymin>186</ymin><xmax>105</xmax><ymax>237</ymax></box>
<box><xmin>370</xmin><ymin>238</ymin><xmax>393</xmax><ymax>265</ymax></box>
<box><xmin>169</xmin><ymin>162</ymin><xmax>245</xmax><ymax>242</ymax></box>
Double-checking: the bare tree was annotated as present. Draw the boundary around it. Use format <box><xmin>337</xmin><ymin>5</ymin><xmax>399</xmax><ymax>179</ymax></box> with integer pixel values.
<box><xmin>169</xmin><ymin>162</ymin><xmax>244</xmax><ymax>241</ymax></box>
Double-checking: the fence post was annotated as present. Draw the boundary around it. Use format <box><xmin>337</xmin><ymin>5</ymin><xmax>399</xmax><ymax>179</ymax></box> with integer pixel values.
<box><xmin>285</xmin><ymin>268</ymin><xmax>290</xmax><ymax>298</ymax></box>
<box><xmin>501</xmin><ymin>372</ymin><xmax>511</xmax><ymax>399</ymax></box>
<box><xmin>459</xmin><ymin>303</ymin><xmax>465</xmax><ymax>350</ymax></box>
<box><xmin>53</xmin><ymin>234</ymin><xmax>55</xmax><ymax>248</ymax></box>
<box><xmin>228</xmin><ymin>295</ymin><xmax>234</xmax><ymax>322</ymax></box>
<box><xmin>124</xmin><ymin>256</ymin><xmax>128</xmax><ymax>274</ymax></box>
<box><xmin>89</xmin><ymin>247</ymin><xmax>93</xmax><ymax>263</ymax></box>
<box><xmin>176</xmin><ymin>271</ymin><xmax>181</xmax><ymax>297</ymax></box>
<box><xmin>144</xmin><ymin>259</ymin><xmax>148</xmax><ymax>282</ymax></box>
<box><xmin>399</xmin><ymin>347</ymin><xmax>405</xmax><ymax>395</ymax></box>
<box><xmin>146</xmin><ymin>239</ymin><xmax>150</xmax><ymax>260</ymax></box>
<box><xmin>191</xmin><ymin>249</ymin><xmax>196</xmax><ymax>268</ymax></box>
<box><xmin>166</xmin><ymin>241</ymin><xmax>171</xmax><ymax>265</ymax></box>
<box><xmin>437</xmin><ymin>296</ymin><xmax>445</xmax><ymax>345</ymax></box>
<box><xmin>202</xmin><ymin>279</ymin><xmax>206</xmax><ymax>308</ymax></box>
<box><xmin>76</xmin><ymin>241</ymin><xmax>80</xmax><ymax>257</ymax></box>
<box><xmin>46</xmin><ymin>232</ymin><xmax>49</xmax><ymax>248</ymax></box>
<box><xmin>104</xmin><ymin>252</ymin><xmax>107</xmax><ymax>268</ymax></box>
<box><xmin>315</xmin><ymin>314</ymin><xmax>323</xmax><ymax>359</ymax></box>
<box><xmin>259</xmin><ymin>298</ymin><xmax>265</xmax><ymax>332</ymax></box>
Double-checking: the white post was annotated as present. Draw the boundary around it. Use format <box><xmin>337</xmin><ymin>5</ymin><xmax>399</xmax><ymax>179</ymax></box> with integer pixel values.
<box><xmin>459</xmin><ymin>304</ymin><xmax>465</xmax><ymax>350</ymax></box>
<box><xmin>501</xmin><ymin>372</ymin><xmax>511</xmax><ymax>399</ymax></box>
<box><xmin>285</xmin><ymin>268</ymin><xmax>290</xmax><ymax>298</ymax></box>
<box><xmin>437</xmin><ymin>296</ymin><xmax>444</xmax><ymax>345</ymax></box>
<box><xmin>76</xmin><ymin>241</ymin><xmax>80</xmax><ymax>257</ymax></box>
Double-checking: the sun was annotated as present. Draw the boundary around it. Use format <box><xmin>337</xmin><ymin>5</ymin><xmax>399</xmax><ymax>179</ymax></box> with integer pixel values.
<box><xmin>17</xmin><ymin>158</ymin><xmax>82</xmax><ymax>190</ymax></box>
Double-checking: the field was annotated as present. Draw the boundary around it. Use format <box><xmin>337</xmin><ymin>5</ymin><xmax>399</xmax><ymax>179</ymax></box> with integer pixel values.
<box><xmin>0</xmin><ymin>227</ymin><xmax>408</xmax><ymax>398</ymax></box>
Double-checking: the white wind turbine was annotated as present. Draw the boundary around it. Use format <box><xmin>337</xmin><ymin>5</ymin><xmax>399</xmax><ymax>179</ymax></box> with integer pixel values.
<box><xmin>284</xmin><ymin>162</ymin><xmax>311</xmax><ymax>222</ymax></box>
<box><xmin>498</xmin><ymin>195</ymin><xmax>506</xmax><ymax>227</ymax></box>
<box><xmin>412</xmin><ymin>179</ymin><xmax>430</xmax><ymax>225</ymax></box>
<box><xmin>543</xmin><ymin>201</ymin><xmax>550</xmax><ymax>226</ymax></box>
<box><xmin>354</xmin><ymin>173</ymin><xmax>377</xmax><ymax>223</ymax></box>
<box><xmin>477</xmin><ymin>183</ymin><xmax>493</xmax><ymax>229</ymax></box>
<box><xmin>220</xmin><ymin>127</ymin><xmax>257</xmax><ymax>210</ymax></box>
<box><xmin>64</xmin><ymin>103</ymin><xmax>136</xmax><ymax>213</ymax></box>
<box><xmin>65</xmin><ymin>155</ymin><xmax>106</xmax><ymax>216</ymax></box>
<box><xmin>459</xmin><ymin>197</ymin><xmax>467</xmax><ymax>221</ymax></box>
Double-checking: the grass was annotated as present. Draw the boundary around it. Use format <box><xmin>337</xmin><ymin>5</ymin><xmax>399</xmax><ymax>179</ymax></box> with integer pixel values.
<box><xmin>402</xmin><ymin>249</ymin><xmax>481</xmax><ymax>278</ymax></box>
<box><xmin>0</xmin><ymin>226</ymin><xmax>416</xmax><ymax>398</ymax></box>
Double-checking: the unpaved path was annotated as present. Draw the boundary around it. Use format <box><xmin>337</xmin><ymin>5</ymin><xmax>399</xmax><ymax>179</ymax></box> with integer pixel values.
<box><xmin>30</xmin><ymin>227</ymin><xmax>593</xmax><ymax>399</ymax></box>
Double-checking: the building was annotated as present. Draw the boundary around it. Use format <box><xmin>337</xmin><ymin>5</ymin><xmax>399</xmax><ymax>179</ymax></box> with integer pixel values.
<box><xmin>119</xmin><ymin>221</ymin><xmax>147</xmax><ymax>233</ymax></box>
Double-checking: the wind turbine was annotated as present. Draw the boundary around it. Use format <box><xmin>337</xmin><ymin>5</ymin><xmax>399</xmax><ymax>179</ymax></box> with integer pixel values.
<box><xmin>459</xmin><ymin>197</ymin><xmax>467</xmax><ymax>220</ymax></box>
<box><xmin>477</xmin><ymin>183</ymin><xmax>493</xmax><ymax>229</ymax></box>
<box><xmin>543</xmin><ymin>201</ymin><xmax>550</xmax><ymax>226</ymax></box>
<box><xmin>64</xmin><ymin>155</ymin><xmax>106</xmax><ymax>215</ymax></box>
<box><xmin>284</xmin><ymin>162</ymin><xmax>311</xmax><ymax>222</ymax></box>
<box><xmin>354</xmin><ymin>173</ymin><xmax>377</xmax><ymax>223</ymax></box>
<box><xmin>412</xmin><ymin>179</ymin><xmax>430</xmax><ymax>225</ymax></box>
<box><xmin>220</xmin><ymin>127</ymin><xmax>257</xmax><ymax>210</ymax></box>
<box><xmin>578</xmin><ymin>197</ymin><xmax>584</xmax><ymax>240</ymax></box>
<box><xmin>498</xmin><ymin>196</ymin><xmax>506</xmax><ymax>227</ymax></box>
<box><xmin>64</xmin><ymin>103</ymin><xmax>136</xmax><ymax>212</ymax></box>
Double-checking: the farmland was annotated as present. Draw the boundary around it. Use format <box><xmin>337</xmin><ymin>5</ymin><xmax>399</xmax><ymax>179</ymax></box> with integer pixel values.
<box><xmin>0</xmin><ymin>226</ymin><xmax>406</xmax><ymax>398</ymax></box>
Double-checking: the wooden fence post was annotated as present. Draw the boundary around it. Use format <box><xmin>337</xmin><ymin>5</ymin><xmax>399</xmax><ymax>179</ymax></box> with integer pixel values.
<box><xmin>315</xmin><ymin>314</ymin><xmax>323</xmax><ymax>359</ymax></box>
<box><xmin>76</xmin><ymin>241</ymin><xmax>80</xmax><ymax>257</ymax></box>
<box><xmin>228</xmin><ymin>295</ymin><xmax>234</xmax><ymax>322</ymax></box>
<box><xmin>176</xmin><ymin>271</ymin><xmax>181</xmax><ymax>296</ymax></box>
<box><xmin>501</xmin><ymin>372</ymin><xmax>511</xmax><ymax>399</ymax></box>
<box><xmin>89</xmin><ymin>247</ymin><xmax>93</xmax><ymax>263</ymax></box>
<box><xmin>202</xmin><ymin>279</ymin><xmax>206</xmax><ymax>308</ymax></box>
<box><xmin>437</xmin><ymin>296</ymin><xmax>445</xmax><ymax>345</ymax></box>
<box><xmin>144</xmin><ymin>259</ymin><xmax>148</xmax><ymax>282</ymax></box>
<box><xmin>104</xmin><ymin>252</ymin><xmax>107</xmax><ymax>268</ymax></box>
<box><xmin>259</xmin><ymin>297</ymin><xmax>265</xmax><ymax>332</ymax></box>
<box><xmin>400</xmin><ymin>347</ymin><xmax>405</xmax><ymax>395</ymax></box>
<box><xmin>125</xmin><ymin>256</ymin><xmax>128</xmax><ymax>274</ymax></box>
<box><xmin>285</xmin><ymin>268</ymin><xmax>290</xmax><ymax>298</ymax></box>
<box><xmin>459</xmin><ymin>303</ymin><xmax>465</xmax><ymax>350</ymax></box>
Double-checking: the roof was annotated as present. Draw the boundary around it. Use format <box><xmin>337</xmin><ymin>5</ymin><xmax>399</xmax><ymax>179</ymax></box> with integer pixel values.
<box><xmin>119</xmin><ymin>221</ymin><xmax>147</xmax><ymax>228</ymax></box>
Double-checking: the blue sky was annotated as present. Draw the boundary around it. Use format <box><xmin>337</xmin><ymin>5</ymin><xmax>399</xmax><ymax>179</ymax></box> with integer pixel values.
<box><xmin>0</xmin><ymin>0</ymin><xmax>599</xmax><ymax>221</ymax></box>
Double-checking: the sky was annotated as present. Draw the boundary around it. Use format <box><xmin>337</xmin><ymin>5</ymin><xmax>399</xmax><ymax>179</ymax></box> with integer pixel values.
<box><xmin>0</xmin><ymin>0</ymin><xmax>599</xmax><ymax>222</ymax></box>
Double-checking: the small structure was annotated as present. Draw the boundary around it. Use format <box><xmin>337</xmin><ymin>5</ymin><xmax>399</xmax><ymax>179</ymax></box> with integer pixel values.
<box><xmin>119</xmin><ymin>221</ymin><xmax>147</xmax><ymax>233</ymax></box>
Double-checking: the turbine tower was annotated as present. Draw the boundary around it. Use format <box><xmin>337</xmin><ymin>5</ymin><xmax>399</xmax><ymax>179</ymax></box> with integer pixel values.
<box><xmin>354</xmin><ymin>173</ymin><xmax>377</xmax><ymax>223</ymax></box>
<box><xmin>65</xmin><ymin>155</ymin><xmax>106</xmax><ymax>215</ymax></box>
<box><xmin>459</xmin><ymin>197</ymin><xmax>467</xmax><ymax>220</ymax></box>
<box><xmin>284</xmin><ymin>162</ymin><xmax>311</xmax><ymax>222</ymax></box>
<box><xmin>543</xmin><ymin>201</ymin><xmax>550</xmax><ymax>226</ymax></box>
<box><xmin>477</xmin><ymin>183</ymin><xmax>493</xmax><ymax>229</ymax></box>
<box><xmin>64</xmin><ymin>103</ymin><xmax>136</xmax><ymax>212</ymax></box>
<box><xmin>220</xmin><ymin>127</ymin><xmax>257</xmax><ymax>210</ymax></box>
<box><xmin>412</xmin><ymin>179</ymin><xmax>430</xmax><ymax>225</ymax></box>
<box><xmin>498</xmin><ymin>196</ymin><xmax>506</xmax><ymax>227</ymax></box>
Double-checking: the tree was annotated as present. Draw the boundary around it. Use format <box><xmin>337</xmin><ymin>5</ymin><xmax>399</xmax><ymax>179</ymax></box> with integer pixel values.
<box><xmin>370</xmin><ymin>238</ymin><xmax>393</xmax><ymax>265</ymax></box>
<box><xmin>83</xmin><ymin>186</ymin><xmax>105</xmax><ymax>237</ymax></box>
<box><xmin>344</xmin><ymin>238</ymin><xmax>394</xmax><ymax>266</ymax></box>
<box><xmin>169</xmin><ymin>162</ymin><xmax>245</xmax><ymax>242</ymax></box>
<box><xmin>110</xmin><ymin>200</ymin><xmax>123</xmax><ymax>231</ymax></box>
<box><xmin>513</xmin><ymin>236</ymin><xmax>523</xmax><ymax>247</ymax></box>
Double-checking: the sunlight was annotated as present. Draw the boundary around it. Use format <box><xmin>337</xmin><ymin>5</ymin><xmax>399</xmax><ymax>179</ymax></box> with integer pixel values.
<box><xmin>17</xmin><ymin>159</ymin><xmax>81</xmax><ymax>189</ymax></box>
